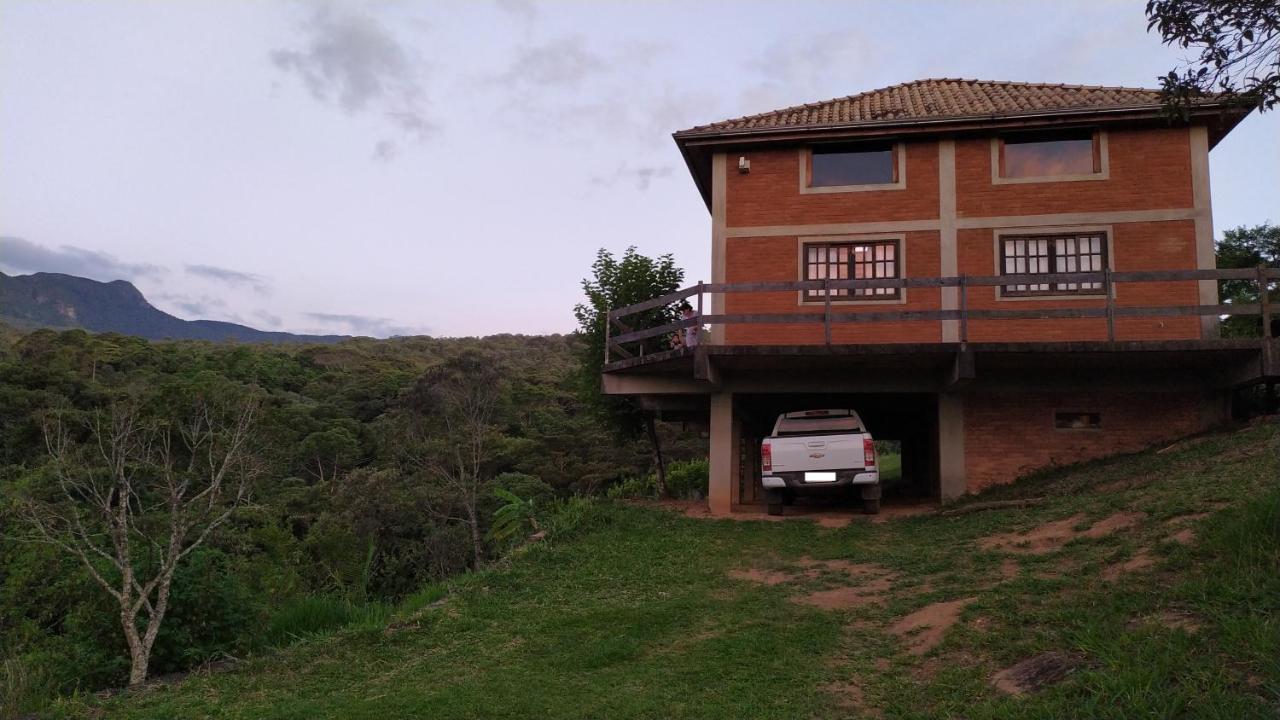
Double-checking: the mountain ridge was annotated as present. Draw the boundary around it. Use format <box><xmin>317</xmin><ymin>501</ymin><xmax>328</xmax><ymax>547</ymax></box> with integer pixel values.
<box><xmin>0</xmin><ymin>271</ymin><xmax>349</xmax><ymax>343</ymax></box>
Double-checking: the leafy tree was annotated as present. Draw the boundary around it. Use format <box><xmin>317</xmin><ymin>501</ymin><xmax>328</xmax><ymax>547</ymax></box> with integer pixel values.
<box><xmin>1217</xmin><ymin>223</ymin><xmax>1280</xmax><ymax>337</ymax></box>
<box><xmin>15</xmin><ymin>395</ymin><xmax>261</xmax><ymax>686</ymax></box>
<box><xmin>298</xmin><ymin>425</ymin><xmax>362</xmax><ymax>485</ymax></box>
<box><xmin>1147</xmin><ymin>0</ymin><xmax>1280</xmax><ymax>113</ymax></box>
<box><xmin>573</xmin><ymin>247</ymin><xmax>684</xmax><ymax>496</ymax></box>
<box><xmin>406</xmin><ymin>351</ymin><xmax>508</xmax><ymax>569</ymax></box>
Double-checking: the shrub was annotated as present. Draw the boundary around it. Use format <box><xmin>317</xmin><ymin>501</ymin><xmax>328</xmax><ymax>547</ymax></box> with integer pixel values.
<box><xmin>666</xmin><ymin>458</ymin><xmax>709</xmax><ymax>500</ymax></box>
<box><xmin>494</xmin><ymin>473</ymin><xmax>555</xmax><ymax>507</ymax></box>
<box><xmin>2</xmin><ymin>650</ymin><xmax>55</xmax><ymax>718</ymax></box>
<box><xmin>605</xmin><ymin>459</ymin><xmax>708</xmax><ymax>500</ymax></box>
<box><xmin>541</xmin><ymin>496</ymin><xmax>607</xmax><ymax>541</ymax></box>
<box><xmin>605</xmin><ymin>474</ymin><xmax>655</xmax><ymax>499</ymax></box>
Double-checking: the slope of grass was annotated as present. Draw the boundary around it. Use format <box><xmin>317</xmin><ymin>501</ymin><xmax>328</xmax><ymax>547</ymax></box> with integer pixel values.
<box><xmin>68</xmin><ymin>423</ymin><xmax>1279</xmax><ymax>719</ymax></box>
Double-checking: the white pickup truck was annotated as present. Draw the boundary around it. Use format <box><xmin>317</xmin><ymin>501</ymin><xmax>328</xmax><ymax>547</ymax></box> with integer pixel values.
<box><xmin>760</xmin><ymin>409</ymin><xmax>881</xmax><ymax>516</ymax></box>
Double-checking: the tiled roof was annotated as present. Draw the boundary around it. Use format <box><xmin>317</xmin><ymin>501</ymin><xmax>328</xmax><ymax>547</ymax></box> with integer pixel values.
<box><xmin>678</xmin><ymin>79</ymin><xmax>1174</xmax><ymax>135</ymax></box>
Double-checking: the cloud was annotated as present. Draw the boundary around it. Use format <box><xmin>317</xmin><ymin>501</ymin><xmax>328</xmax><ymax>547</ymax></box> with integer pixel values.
<box><xmin>185</xmin><ymin>263</ymin><xmax>271</xmax><ymax>293</ymax></box>
<box><xmin>488</xmin><ymin>36</ymin><xmax>699</xmax><ymax>146</ymax></box>
<box><xmin>496</xmin><ymin>36</ymin><xmax>606</xmax><ymax>89</ymax></box>
<box><xmin>254</xmin><ymin>310</ymin><xmax>283</xmax><ymax>329</ymax></box>
<box><xmin>494</xmin><ymin>0</ymin><xmax>537</xmax><ymax>28</ymax></box>
<box><xmin>590</xmin><ymin>163</ymin><xmax>674</xmax><ymax>191</ymax></box>
<box><xmin>306</xmin><ymin>312</ymin><xmax>428</xmax><ymax>338</ymax></box>
<box><xmin>271</xmin><ymin>4</ymin><xmax>435</xmax><ymax>141</ymax></box>
<box><xmin>372</xmin><ymin>139</ymin><xmax>398</xmax><ymax>162</ymax></box>
<box><xmin>0</xmin><ymin>235</ymin><xmax>164</xmax><ymax>281</ymax></box>
<box><xmin>737</xmin><ymin>30</ymin><xmax>878</xmax><ymax>116</ymax></box>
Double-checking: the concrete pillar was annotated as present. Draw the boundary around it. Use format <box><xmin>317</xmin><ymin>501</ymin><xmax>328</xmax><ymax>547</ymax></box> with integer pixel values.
<box><xmin>708</xmin><ymin>391</ymin><xmax>740</xmax><ymax>515</ymax></box>
<box><xmin>938</xmin><ymin>139</ymin><xmax>960</xmax><ymax>342</ymax></box>
<box><xmin>938</xmin><ymin>393</ymin><xmax>966</xmax><ymax>501</ymax></box>
<box><xmin>1189</xmin><ymin>125</ymin><xmax>1219</xmax><ymax>339</ymax></box>
<box><xmin>710</xmin><ymin>153</ymin><xmax>727</xmax><ymax>344</ymax></box>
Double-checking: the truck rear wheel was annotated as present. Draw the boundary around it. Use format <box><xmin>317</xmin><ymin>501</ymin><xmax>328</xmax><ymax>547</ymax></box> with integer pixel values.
<box><xmin>862</xmin><ymin>498</ymin><xmax>881</xmax><ymax>515</ymax></box>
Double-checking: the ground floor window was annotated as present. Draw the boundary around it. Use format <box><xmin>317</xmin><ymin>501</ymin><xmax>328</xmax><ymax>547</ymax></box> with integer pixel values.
<box><xmin>1001</xmin><ymin>232</ymin><xmax>1107</xmax><ymax>296</ymax></box>
<box><xmin>803</xmin><ymin>240</ymin><xmax>900</xmax><ymax>301</ymax></box>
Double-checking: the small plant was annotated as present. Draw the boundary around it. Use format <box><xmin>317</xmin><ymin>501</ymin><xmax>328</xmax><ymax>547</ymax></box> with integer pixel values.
<box><xmin>489</xmin><ymin>488</ymin><xmax>539</xmax><ymax>547</ymax></box>
<box><xmin>2</xmin><ymin>651</ymin><xmax>53</xmax><ymax>718</ymax></box>
<box><xmin>605</xmin><ymin>474</ymin><xmax>656</xmax><ymax>499</ymax></box>
<box><xmin>541</xmin><ymin>496</ymin><xmax>605</xmax><ymax>541</ymax></box>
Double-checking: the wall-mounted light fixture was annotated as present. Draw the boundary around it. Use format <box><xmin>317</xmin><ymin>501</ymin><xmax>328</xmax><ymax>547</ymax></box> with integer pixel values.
<box><xmin>738</xmin><ymin>156</ymin><xmax>751</xmax><ymax>174</ymax></box>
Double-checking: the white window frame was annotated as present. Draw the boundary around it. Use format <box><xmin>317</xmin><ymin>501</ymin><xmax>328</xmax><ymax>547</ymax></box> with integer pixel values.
<box><xmin>796</xmin><ymin>234</ymin><xmax>908</xmax><ymax>306</ymax></box>
<box><xmin>992</xmin><ymin>226</ymin><xmax>1116</xmax><ymax>302</ymax></box>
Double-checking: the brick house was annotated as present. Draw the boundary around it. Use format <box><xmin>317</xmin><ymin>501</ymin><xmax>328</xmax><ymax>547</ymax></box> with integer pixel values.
<box><xmin>602</xmin><ymin>79</ymin><xmax>1275</xmax><ymax>514</ymax></box>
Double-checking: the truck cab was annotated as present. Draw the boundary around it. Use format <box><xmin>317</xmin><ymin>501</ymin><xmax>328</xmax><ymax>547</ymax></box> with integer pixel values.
<box><xmin>760</xmin><ymin>409</ymin><xmax>881</xmax><ymax>515</ymax></box>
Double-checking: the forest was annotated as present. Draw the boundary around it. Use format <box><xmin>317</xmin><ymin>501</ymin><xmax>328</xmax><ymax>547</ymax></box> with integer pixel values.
<box><xmin>0</xmin><ymin>324</ymin><xmax>705</xmax><ymax>710</ymax></box>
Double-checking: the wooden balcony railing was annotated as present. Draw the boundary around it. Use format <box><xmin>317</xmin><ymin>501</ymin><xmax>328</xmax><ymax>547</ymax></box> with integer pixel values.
<box><xmin>604</xmin><ymin>267</ymin><xmax>1279</xmax><ymax>364</ymax></box>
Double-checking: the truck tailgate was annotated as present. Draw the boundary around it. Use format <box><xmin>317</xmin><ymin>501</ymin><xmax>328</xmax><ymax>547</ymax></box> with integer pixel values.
<box><xmin>768</xmin><ymin>434</ymin><xmax>867</xmax><ymax>473</ymax></box>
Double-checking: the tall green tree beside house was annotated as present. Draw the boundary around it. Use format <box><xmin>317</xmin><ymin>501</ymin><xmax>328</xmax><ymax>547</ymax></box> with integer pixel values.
<box><xmin>574</xmin><ymin>247</ymin><xmax>684</xmax><ymax>497</ymax></box>
<box><xmin>1217</xmin><ymin>223</ymin><xmax>1279</xmax><ymax>338</ymax></box>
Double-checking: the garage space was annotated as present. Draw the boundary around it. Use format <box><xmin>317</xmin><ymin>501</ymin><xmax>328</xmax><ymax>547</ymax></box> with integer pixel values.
<box><xmin>733</xmin><ymin>393</ymin><xmax>941</xmax><ymax>509</ymax></box>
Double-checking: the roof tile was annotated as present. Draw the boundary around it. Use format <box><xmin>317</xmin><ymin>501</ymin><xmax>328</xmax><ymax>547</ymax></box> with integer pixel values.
<box><xmin>679</xmin><ymin>79</ymin><xmax>1170</xmax><ymax>134</ymax></box>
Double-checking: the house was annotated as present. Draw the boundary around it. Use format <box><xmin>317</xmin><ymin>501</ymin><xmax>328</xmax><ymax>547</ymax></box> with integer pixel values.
<box><xmin>602</xmin><ymin>79</ymin><xmax>1275</xmax><ymax>515</ymax></box>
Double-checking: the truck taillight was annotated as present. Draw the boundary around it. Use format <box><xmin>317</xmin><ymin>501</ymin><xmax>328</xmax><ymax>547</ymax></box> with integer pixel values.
<box><xmin>864</xmin><ymin>438</ymin><xmax>876</xmax><ymax>467</ymax></box>
<box><xmin>761</xmin><ymin>442</ymin><xmax>772</xmax><ymax>472</ymax></box>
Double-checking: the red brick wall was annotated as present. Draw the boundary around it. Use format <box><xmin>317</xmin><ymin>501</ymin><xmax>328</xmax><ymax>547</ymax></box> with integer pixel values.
<box><xmin>963</xmin><ymin>391</ymin><xmax>1204</xmax><ymax>492</ymax></box>
<box><xmin>718</xmin><ymin>126</ymin><xmax>1204</xmax><ymax>346</ymax></box>
<box><xmin>956</xmin><ymin>220</ymin><xmax>1201</xmax><ymax>342</ymax></box>
<box><xmin>724</xmin><ymin>231</ymin><xmax>942</xmax><ymax>344</ymax></box>
<box><xmin>955</xmin><ymin>127</ymin><xmax>1194</xmax><ymax>218</ymax></box>
<box><xmin>726</xmin><ymin>142</ymin><xmax>940</xmax><ymax>227</ymax></box>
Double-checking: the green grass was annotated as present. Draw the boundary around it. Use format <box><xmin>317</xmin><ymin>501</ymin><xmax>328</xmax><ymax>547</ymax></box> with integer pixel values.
<box><xmin>877</xmin><ymin>449</ymin><xmax>903</xmax><ymax>484</ymax></box>
<box><xmin>67</xmin><ymin>424</ymin><xmax>1280</xmax><ymax>719</ymax></box>
<box><xmin>260</xmin><ymin>597</ymin><xmax>394</xmax><ymax>649</ymax></box>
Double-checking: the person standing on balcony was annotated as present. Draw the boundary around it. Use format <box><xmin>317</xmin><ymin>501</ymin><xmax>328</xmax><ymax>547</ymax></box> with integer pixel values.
<box><xmin>680</xmin><ymin>302</ymin><xmax>700</xmax><ymax>347</ymax></box>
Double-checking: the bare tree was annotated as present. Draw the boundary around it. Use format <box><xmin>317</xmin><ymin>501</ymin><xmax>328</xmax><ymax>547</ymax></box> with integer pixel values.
<box><xmin>407</xmin><ymin>354</ymin><xmax>504</xmax><ymax>569</ymax></box>
<box><xmin>17</xmin><ymin>397</ymin><xmax>260</xmax><ymax>687</ymax></box>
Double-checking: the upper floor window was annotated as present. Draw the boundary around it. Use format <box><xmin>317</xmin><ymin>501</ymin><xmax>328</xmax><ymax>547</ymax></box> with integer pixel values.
<box><xmin>995</xmin><ymin>129</ymin><xmax>1104</xmax><ymax>182</ymax></box>
<box><xmin>803</xmin><ymin>240</ymin><xmax>900</xmax><ymax>301</ymax></box>
<box><xmin>801</xmin><ymin>142</ymin><xmax>904</xmax><ymax>193</ymax></box>
<box><xmin>1001</xmin><ymin>232</ymin><xmax>1107</xmax><ymax>297</ymax></box>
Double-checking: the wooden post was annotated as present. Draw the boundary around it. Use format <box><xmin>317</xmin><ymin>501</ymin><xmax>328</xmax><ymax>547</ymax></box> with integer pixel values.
<box><xmin>604</xmin><ymin>309</ymin><xmax>612</xmax><ymax>364</ymax></box>
<box><xmin>696</xmin><ymin>281</ymin><xmax>705</xmax><ymax>345</ymax></box>
<box><xmin>1104</xmin><ymin>267</ymin><xmax>1116</xmax><ymax>342</ymax></box>
<box><xmin>1260</xmin><ymin>265</ymin><xmax>1272</xmax><ymax>339</ymax></box>
<box><xmin>823</xmin><ymin>279</ymin><xmax>832</xmax><ymax>346</ymax></box>
<box><xmin>958</xmin><ymin>275</ymin><xmax>968</xmax><ymax>344</ymax></box>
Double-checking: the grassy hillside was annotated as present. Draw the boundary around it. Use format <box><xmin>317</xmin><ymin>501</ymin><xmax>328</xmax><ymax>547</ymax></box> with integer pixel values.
<box><xmin>69</xmin><ymin>422</ymin><xmax>1279</xmax><ymax>719</ymax></box>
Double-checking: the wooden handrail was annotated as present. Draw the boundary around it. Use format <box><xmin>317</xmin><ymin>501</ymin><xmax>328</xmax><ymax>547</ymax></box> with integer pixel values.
<box><xmin>606</xmin><ymin>267</ymin><xmax>1279</xmax><ymax>351</ymax></box>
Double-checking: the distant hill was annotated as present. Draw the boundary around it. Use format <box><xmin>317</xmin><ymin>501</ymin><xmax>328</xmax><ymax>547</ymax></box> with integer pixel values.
<box><xmin>0</xmin><ymin>272</ymin><xmax>347</xmax><ymax>344</ymax></box>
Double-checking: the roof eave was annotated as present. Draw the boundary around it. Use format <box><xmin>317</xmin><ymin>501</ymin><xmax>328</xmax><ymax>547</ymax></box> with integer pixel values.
<box><xmin>673</xmin><ymin>102</ymin><xmax>1252</xmax><ymax>211</ymax></box>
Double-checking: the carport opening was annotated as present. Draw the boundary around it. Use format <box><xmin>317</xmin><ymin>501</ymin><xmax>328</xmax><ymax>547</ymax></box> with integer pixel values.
<box><xmin>736</xmin><ymin>393</ymin><xmax>940</xmax><ymax>509</ymax></box>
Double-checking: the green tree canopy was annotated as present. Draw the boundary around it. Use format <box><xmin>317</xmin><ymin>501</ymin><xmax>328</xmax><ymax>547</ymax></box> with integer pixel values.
<box><xmin>1148</xmin><ymin>0</ymin><xmax>1280</xmax><ymax>113</ymax></box>
<box><xmin>1216</xmin><ymin>223</ymin><xmax>1279</xmax><ymax>337</ymax></box>
<box><xmin>573</xmin><ymin>247</ymin><xmax>685</xmax><ymax>496</ymax></box>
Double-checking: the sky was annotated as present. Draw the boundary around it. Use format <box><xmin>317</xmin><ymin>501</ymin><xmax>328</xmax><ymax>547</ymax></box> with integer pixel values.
<box><xmin>0</xmin><ymin>0</ymin><xmax>1276</xmax><ymax>338</ymax></box>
